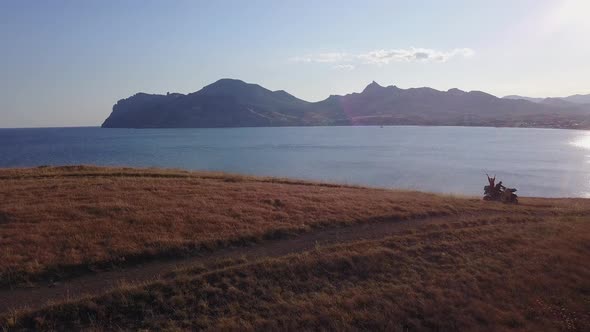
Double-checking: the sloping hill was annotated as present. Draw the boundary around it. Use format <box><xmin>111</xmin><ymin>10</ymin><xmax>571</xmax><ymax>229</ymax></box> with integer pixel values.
<box><xmin>102</xmin><ymin>79</ymin><xmax>311</xmax><ymax>128</ymax></box>
<box><xmin>315</xmin><ymin>82</ymin><xmax>590</xmax><ymax>128</ymax></box>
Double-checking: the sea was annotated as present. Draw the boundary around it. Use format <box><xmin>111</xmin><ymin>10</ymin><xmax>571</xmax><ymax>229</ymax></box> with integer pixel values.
<box><xmin>1</xmin><ymin>125</ymin><xmax>590</xmax><ymax>197</ymax></box>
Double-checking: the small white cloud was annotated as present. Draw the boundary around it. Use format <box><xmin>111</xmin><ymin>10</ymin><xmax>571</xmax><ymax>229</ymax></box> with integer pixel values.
<box><xmin>288</xmin><ymin>56</ymin><xmax>312</xmax><ymax>63</ymax></box>
<box><xmin>447</xmin><ymin>48</ymin><xmax>475</xmax><ymax>60</ymax></box>
<box><xmin>289</xmin><ymin>52</ymin><xmax>349</xmax><ymax>63</ymax></box>
<box><xmin>315</xmin><ymin>52</ymin><xmax>349</xmax><ymax>63</ymax></box>
<box><xmin>358</xmin><ymin>47</ymin><xmax>475</xmax><ymax>64</ymax></box>
<box><xmin>358</xmin><ymin>47</ymin><xmax>474</xmax><ymax>65</ymax></box>
<box><xmin>291</xmin><ymin>47</ymin><xmax>474</xmax><ymax>67</ymax></box>
<box><xmin>332</xmin><ymin>64</ymin><xmax>355</xmax><ymax>70</ymax></box>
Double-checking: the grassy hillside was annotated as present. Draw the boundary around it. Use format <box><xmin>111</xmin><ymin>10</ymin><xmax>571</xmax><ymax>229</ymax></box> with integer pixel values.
<box><xmin>0</xmin><ymin>166</ymin><xmax>501</xmax><ymax>287</ymax></box>
<box><xmin>4</xmin><ymin>209</ymin><xmax>589</xmax><ymax>331</ymax></box>
<box><xmin>1</xmin><ymin>166</ymin><xmax>589</xmax><ymax>330</ymax></box>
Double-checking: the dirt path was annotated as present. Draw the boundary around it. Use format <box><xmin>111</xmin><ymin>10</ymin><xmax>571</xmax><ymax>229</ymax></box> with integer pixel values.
<box><xmin>0</xmin><ymin>212</ymin><xmax>509</xmax><ymax>313</ymax></box>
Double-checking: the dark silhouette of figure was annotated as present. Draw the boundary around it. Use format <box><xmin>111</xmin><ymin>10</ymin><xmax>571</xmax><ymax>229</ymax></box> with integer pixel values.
<box><xmin>487</xmin><ymin>175</ymin><xmax>495</xmax><ymax>188</ymax></box>
<box><xmin>484</xmin><ymin>176</ymin><xmax>518</xmax><ymax>203</ymax></box>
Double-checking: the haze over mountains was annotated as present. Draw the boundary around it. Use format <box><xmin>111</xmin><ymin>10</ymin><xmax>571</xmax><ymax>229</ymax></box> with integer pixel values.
<box><xmin>503</xmin><ymin>94</ymin><xmax>590</xmax><ymax>105</ymax></box>
<box><xmin>102</xmin><ymin>79</ymin><xmax>590</xmax><ymax>129</ymax></box>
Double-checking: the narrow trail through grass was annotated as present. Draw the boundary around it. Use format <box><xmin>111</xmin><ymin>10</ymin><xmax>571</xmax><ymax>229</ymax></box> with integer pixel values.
<box><xmin>0</xmin><ymin>212</ymin><xmax>483</xmax><ymax>313</ymax></box>
<box><xmin>1</xmin><ymin>166</ymin><xmax>483</xmax><ymax>287</ymax></box>
<box><xmin>4</xmin><ymin>210</ymin><xmax>588</xmax><ymax>331</ymax></box>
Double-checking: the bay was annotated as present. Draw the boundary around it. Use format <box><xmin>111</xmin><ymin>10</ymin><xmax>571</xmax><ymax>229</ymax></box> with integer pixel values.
<box><xmin>1</xmin><ymin>126</ymin><xmax>589</xmax><ymax>197</ymax></box>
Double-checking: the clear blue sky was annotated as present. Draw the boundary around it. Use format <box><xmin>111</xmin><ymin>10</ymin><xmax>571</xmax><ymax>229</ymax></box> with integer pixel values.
<box><xmin>1</xmin><ymin>0</ymin><xmax>588</xmax><ymax>127</ymax></box>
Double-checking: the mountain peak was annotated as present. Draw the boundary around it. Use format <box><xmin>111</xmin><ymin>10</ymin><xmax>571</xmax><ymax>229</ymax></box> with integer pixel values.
<box><xmin>362</xmin><ymin>81</ymin><xmax>385</xmax><ymax>94</ymax></box>
<box><xmin>201</xmin><ymin>78</ymin><xmax>248</xmax><ymax>90</ymax></box>
<box><xmin>447</xmin><ymin>88</ymin><xmax>466</xmax><ymax>95</ymax></box>
<box><xmin>196</xmin><ymin>78</ymin><xmax>269</xmax><ymax>97</ymax></box>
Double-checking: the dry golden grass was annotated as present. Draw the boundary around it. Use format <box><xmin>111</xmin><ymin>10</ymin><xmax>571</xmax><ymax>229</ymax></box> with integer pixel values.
<box><xmin>0</xmin><ymin>165</ymin><xmax>544</xmax><ymax>287</ymax></box>
<box><xmin>4</xmin><ymin>213</ymin><xmax>589</xmax><ymax>331</ymax></box>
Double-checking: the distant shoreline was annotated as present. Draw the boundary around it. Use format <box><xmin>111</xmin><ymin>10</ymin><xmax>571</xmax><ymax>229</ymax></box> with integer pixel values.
<box><xmin>2</xmin><ymin>124</ymin><xmax>590</xmax><ymax>131</ymax></box>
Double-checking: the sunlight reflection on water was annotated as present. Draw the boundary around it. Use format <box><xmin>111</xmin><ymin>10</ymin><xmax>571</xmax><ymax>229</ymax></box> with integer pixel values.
<box><xmin>569</xmin><ymin>133</ymin><xmax>590</xmax><ymax>197</ymax></box>
<box><xmin>570</xmin><ymin>133</ymin><xmax>590</xmax><ymax>150</ymax></box>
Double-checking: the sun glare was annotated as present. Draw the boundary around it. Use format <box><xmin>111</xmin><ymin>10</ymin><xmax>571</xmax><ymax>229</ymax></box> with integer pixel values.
<box><xmin>548</xmin><ymin>0</ymin><xmax>590</xmax><ymax>31</ymax></box>
<box><xmin>570</xmin><ymin>134</ymin><xmax>590</xmax><ymax>150</ymax></box>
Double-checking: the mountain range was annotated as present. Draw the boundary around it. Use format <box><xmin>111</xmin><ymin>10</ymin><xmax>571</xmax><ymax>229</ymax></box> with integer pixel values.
<box><xmin>102</xmin><ymin>79</ymin><xmax>590</xmax><ymax>129</ymax></box>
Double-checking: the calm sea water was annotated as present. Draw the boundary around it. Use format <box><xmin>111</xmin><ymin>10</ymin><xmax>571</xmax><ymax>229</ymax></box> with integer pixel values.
<box><xmin>1</xmin><ymin>126</ymin><xmax>590</xmax><ymax>197</ymax></box>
